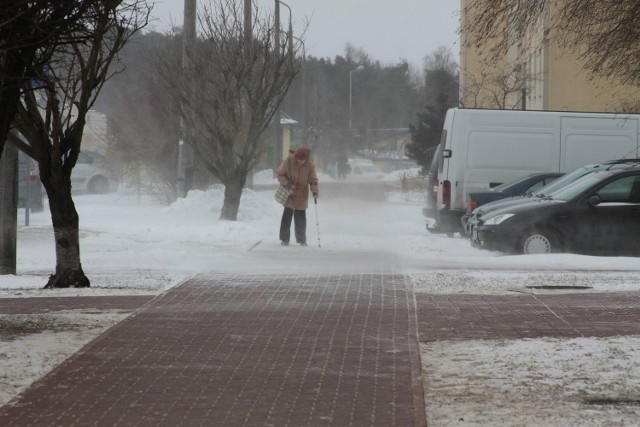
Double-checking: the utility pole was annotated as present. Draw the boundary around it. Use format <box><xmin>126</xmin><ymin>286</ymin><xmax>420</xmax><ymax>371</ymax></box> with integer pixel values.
<box><xmin>274</xmin><ymin>0</ymin><xmax>280</xmax><ymax>54</ymax></box>
<box><xmin>244</xmin><ymin>0</ymin><xmax>254</xmax><ymax>189</ymax></box>
<box><xmin>0</xmin><ymin>143</ymin><xmax>18</xmax><ymax>274</ymax></box>
<box><xmin>178</xmin><ymin>0</ymin><xmax>196</xmax><ymax>197</ymax></box>
<box><xmin>244</xmin><ymin>0</ymin><xmax>252</xmax><ymax>42</ymax></box>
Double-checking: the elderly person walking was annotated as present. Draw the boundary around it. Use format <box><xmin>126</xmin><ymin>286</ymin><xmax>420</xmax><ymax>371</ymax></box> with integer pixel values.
<box><xmin>276</xmin><ymin>147</ymin><xmax>319</xmax><ymax>246</ymax></box>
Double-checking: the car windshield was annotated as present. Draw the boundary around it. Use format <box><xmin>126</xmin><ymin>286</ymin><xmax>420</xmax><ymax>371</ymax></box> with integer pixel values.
<box><xmin>532</xmin><ymin>161</ymin><xmax>640</xmax><ymax>197</ymax></box>
<box><xmin>547</xmin><ymin>170</ymin><xmax>615</xmax><ymax>201</ymax></box>
<box><xmin>531</xmin><ymin>167</ymin><xmax>593</xmax><ymax>196</ymax></box>
<box><xmin>361</xmin><ymin>166</ymin><xmax>380</xmax><ymax>173</ymax></box>
<box><xmin>491</xmin><ymin>175</ymin><xmax>533</xmax><ymax>192</ymax></box>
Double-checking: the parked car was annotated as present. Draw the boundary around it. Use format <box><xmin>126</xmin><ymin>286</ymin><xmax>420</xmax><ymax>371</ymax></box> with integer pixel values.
<box><xmin>346</xmin><ymin>158</ymin><xmax>385</xmax><ymax>180</ymax></box>
<box><xmin>383</xmin><ymin>160</ymin><xmax>419</xmax><ymax>174</ymax></box>
<box><xmin>71</xmin><ymin>151</ymin><xmax>118</xmax><ymax>194</ymax></box>
<box><xmin>473</xmin><ymin>168</ymin><xmax>640</xmax><ymax>255</ymax></box>
<box><xmin>18</xmin><ymin>151</ymin><xmax>44</xmax><ymax>212</ymax></box>
<box><xmin>465</xmin><ymin>159</ymin><xmax>640</xmax><ymax>237</ymax></box>
<box><xmin>461</xmin><ymin>172</ymin><xmax>564</xmax><ymax>230</ymax></box>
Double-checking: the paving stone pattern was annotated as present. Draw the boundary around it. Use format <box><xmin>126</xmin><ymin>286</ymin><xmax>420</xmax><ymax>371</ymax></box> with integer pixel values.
<box><xmin>416</xmin><ymin>292</ymin><xmax>640</xmax><ymax>342</ymax></box>
<box><xmin>0</xmin><ymin>273</ymin><xmax>426</xmax><ymax>427</ymax></box>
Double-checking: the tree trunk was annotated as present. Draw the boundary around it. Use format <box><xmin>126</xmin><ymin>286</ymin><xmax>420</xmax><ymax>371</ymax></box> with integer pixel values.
<box><xmin>219</xmin><ymin>177</ymin><xmax>245</xmax><ymax>221</ymax></box>
<box><xmin>43</xmin><ymin>182</ymin><xmax>89</xmax><ymax>288</ymax></box>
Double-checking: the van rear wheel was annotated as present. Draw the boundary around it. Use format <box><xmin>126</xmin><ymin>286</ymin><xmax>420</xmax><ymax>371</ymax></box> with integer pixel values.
<box><xmin>88</xmin><ymin>176</ymin><xmax>110</xmax><ymax>194</ymax></box>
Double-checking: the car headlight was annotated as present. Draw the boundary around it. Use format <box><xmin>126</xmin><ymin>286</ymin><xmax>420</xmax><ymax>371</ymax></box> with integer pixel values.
<box><xmin>483</xmin><ymin>213</ymin><xmax>514</xmax><ymax>225</ymax></box>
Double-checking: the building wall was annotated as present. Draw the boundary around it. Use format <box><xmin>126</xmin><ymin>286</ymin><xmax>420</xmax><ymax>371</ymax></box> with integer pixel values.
<box><xmin>545</xmin><ymin>41</ymin><xmax>640</xmax><ymax>112</ymax></box>
<box><xmin>460</xmin><ymin>0</ymin><xmax>640</xmax><ymax>113</ymax></box>
<box><xmin>459</xmin><ymin>0</ymin><xmax>516</xmax><ymax>109</ymax></box>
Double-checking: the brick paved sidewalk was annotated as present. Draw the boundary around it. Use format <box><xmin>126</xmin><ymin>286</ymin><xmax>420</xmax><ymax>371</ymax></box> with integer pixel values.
<box><xmin>0</xmin><ymin>295</ymin><xmax>153</xmax><ymax>314</ymax></box>
<box><xmin>416</xmin><ymin>291</ymin><xmax>640</xmax><ymax>342</ymax></box>
<box><xmin>0</xmin><ymin>273</ymin><xmax>426</xmax><ymax>427</ymax></box>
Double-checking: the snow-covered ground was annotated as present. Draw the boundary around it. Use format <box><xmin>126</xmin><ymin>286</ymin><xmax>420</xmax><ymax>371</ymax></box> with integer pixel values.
<box><xmin>2</xmin><ymin>171</ymin><xmax>640</xmax><ymax>425</ymax></box>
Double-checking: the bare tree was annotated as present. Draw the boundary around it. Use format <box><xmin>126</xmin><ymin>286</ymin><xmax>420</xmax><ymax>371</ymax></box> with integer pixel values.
<box><xmin>422</xmin><ymin>46</ymin><xmax>459</xmax><ymax>107</ymax></box>
<box><xmin>459</xmin><ymin>68</ymin><xmax>488</xmax><ymax>109</ymax></box>
<box><xmin>463</xmin><ymin>0</ymin><xmax>640</xmax><ymax>86</ymax></box>
<box><xmin>0</xmin><ymin>1</ymin><xmax>103</xmax><ymax>157</ymax></box>
<box><xmin>423</xmin><ymin>46</ymin><xmax>458</xmax><ymax>77</ymax></box>
<box><xmin>554</xmin><ymin>1</ymin><xmax>640</xmax><ymax>86</ymax></box>
<box><xmin>1</xmin><ymin>2</ymin><xmax>108</xmax><ymax>275</ymax></box>
<box><xmin>10</xmin><ymin>1</ymin><xmax>149</xmax><ymax>288</ymax></box>
<box><xmin>162</xmin><ymin>0</ymin><xmax>303</xmax><ymax>220</ymax></box>
<box><xmin>460</xmin><ymin>63</ymin><xmax>539</xmax><ymax>109</ymax></box>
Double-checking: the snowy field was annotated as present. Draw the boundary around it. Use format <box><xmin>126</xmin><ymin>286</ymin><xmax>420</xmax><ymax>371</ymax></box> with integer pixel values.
<box><xmin>1</xmin><ymin>172</ymin><xmax>640</xmax><ymax>425</ymax></box>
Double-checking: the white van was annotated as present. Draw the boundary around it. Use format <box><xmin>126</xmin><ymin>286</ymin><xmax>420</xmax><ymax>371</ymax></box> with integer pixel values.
<box><xmin>71</xmin><ymin>151</ymin><xmax>119</xmax><ymax>194</ymax></box>
<box><xmin>430</xmin><ymin>108</ymin><xmax>640</xmax><ymax>234</ymax></box>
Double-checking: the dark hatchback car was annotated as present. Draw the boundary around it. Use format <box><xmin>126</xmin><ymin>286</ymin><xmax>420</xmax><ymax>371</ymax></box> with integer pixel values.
<box><xmin>465</xmin><ymin>159</ymin><xmax>640</xmax><ymax>237</ymax></box>
<box><xmin>461</xmin><ymin>172</ymin><xmax>564</xmax><ymax>231</ymax></box>
<box><xmin>473</xmin><ymin>168</ymin><xmax>640</xmax><ymax>255</ymax></box>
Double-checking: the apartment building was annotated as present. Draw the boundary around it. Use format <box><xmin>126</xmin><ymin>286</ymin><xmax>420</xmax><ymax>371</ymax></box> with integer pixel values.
<box><xmin>459</xmin><ymin>0</ymin><xmax>640</xmax><ymax>112</ymax></box>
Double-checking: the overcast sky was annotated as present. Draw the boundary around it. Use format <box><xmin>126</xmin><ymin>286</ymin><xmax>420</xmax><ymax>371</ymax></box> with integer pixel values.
<box><xmin>147</xmin><ymin>0</ymin><xmax>460</xmax><ymax>69</ymax></box>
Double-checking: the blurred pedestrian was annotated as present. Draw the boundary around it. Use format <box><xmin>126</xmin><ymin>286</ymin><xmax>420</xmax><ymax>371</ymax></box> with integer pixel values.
<box><xmin>276</xmin><ymin>147</ymin><xmax>319</xmax><ymax>246</ymax></box>
<box><xmin>337</xmin><ymin>153</ymin><xmax>349</xmax><ymax>180</ymax></box>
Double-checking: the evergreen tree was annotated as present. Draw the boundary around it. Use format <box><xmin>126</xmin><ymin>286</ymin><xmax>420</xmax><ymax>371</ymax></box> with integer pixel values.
<box><xmin>407</xmin><ymin>93</ymin><xmax>450</xmax><ymax>171</ymax></box>
<box><xmin>408</xmin><ymin>47</ymin><xmax>458</xmax><ymax>170</ymax></box>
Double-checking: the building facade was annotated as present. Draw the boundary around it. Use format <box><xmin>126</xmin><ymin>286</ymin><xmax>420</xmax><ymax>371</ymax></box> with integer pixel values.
<box><xmin>459</xmin><ymin>0</ymin><xmax>640</xmax><ymax>112</ymax></box>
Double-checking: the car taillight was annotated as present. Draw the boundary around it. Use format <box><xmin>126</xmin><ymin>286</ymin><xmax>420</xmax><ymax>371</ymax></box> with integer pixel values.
<box><xmin>30</xmin><ymin>164</ymin><xmax>38</xmax><ymax>181</ymax></box>
<box><xmin>442</xmin><ymin>180</ymin><xmax>451</xmax><ymax>207</ymax></box>
<box><xmin>432</xmin><ymin>183</ymin><xmax>438</xmax><ymax>197</ymax></box>
<box><xmin>469</xmin><ymin>199</ymin><xmax>478</xmax><ymax>211</ymax></box>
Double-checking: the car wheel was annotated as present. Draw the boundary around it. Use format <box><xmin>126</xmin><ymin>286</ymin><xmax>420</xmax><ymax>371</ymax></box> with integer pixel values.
<box><xmin>519</xmin><ymin>228</ymin><xmax>560</xmax><ymax>254</ymax></box>
<box><xmin>88</xmin><ymin>176</ymin><xmax>110</xmax><ymax>194</ymax></box>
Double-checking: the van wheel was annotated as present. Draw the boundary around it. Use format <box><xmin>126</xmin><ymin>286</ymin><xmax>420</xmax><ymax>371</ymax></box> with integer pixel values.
<box><xmin>518</xmin><ymin>228</ymin><xmax>561</xmax><ymax>254</ymax></box>
<box><xmin>88</xmin><ymin>176</ymin><xmax>110</xmax><ymax>194</ymax></box>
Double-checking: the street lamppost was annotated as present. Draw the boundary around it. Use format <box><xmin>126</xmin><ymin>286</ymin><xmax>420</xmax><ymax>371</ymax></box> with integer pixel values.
<box><xmin>349</xmin><ymin>65</ymin><xmax>364</xmax><ymax>130</ymax></box>
<box><xmin>275</xmin><ymin>0</ymin><xmax>292</xmax><ymax>54</ymax></box>
<box><xmin>178</xmin><ymin>0</ymin><xmax>197</xmax><ymax>198</ymax></box>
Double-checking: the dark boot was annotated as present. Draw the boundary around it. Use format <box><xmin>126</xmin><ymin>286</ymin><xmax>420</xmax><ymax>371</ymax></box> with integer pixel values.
<box><xmin>293</xmin><ymin>209</ymin><xmax>307</xmax><ymax>245</ymax></box>
<box><xmin>279</xmin><ymin>207</ymin><xmax>294</xmax><ymax>245</ymax></box>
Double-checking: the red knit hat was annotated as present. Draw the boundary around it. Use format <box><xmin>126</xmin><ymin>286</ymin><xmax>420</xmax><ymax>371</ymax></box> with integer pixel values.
<box><xmin>294</xmin><ymin>147</ymin><xmax>310</xmax><ymax>160</ymax></box>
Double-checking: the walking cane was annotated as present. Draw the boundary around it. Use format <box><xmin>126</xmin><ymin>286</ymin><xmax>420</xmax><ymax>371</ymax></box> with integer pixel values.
<box><xmin>313</xmin><ymin>197</ymin><xmax>321</xmax><ymax>248</ymax></box>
